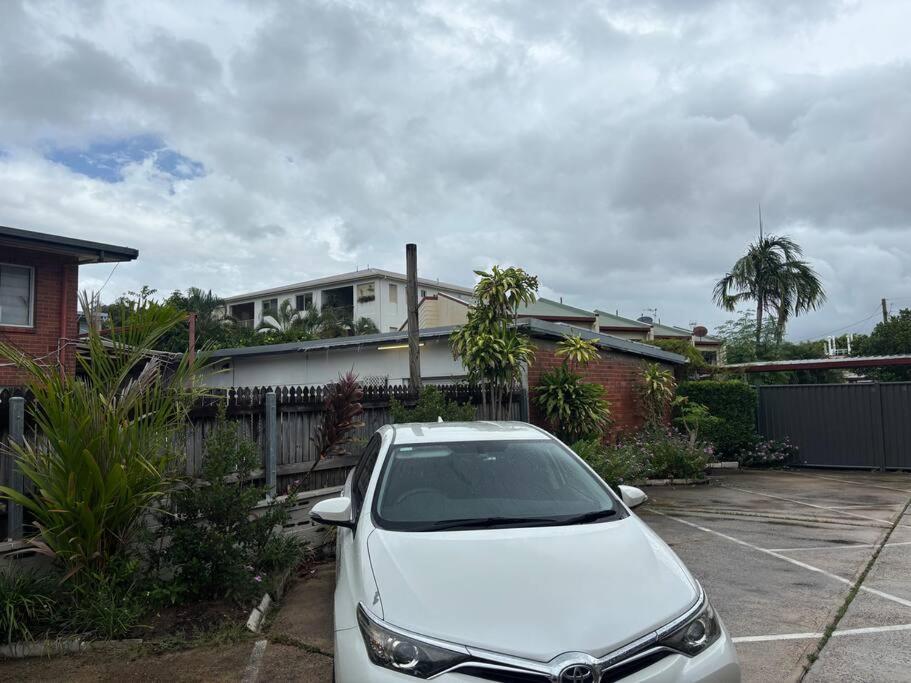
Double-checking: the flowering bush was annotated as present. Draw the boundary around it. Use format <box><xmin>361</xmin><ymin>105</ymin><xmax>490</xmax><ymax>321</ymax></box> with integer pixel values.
<box><xmin>646</xmin><ymin>429</ymin><xmax>712</xmax><ymax>479</ymax></box>
<box><xmin>739</xmin><ymin>439</ymin><xmax>798</xmax><ymax>468</ymax></box>
<box><xmin>574</xmin><ymin>428</ymin><xmax>714</xmax><ymax>487</ymax></box>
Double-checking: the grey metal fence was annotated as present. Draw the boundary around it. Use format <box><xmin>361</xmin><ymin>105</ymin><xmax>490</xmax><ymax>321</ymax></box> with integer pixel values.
<box><xmin>757</xmin><ymin>382</ymin><xmax>911</xmax><ymax>470</ymax></box>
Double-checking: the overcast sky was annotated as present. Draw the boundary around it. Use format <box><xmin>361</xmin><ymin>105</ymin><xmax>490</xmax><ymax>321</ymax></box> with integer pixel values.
<box><xmin>2</xmin><ymin>0</ymin><xmax>910</xmax><ymax>340</ymax></box>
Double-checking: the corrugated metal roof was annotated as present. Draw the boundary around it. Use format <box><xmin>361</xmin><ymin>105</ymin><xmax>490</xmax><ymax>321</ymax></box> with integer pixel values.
<box><xmin>723</xmin><ymin>355</ymin><xmax>911</xmax><ymax>372</ymax></box>
<box><xmin>519</xmin><ymin>319</ymin><xmax>687</xmax><ymax>364</ymax></box>
<box><xmin>517</xmin><ymin>298</ymin><xmax>595</xmax><ymax>319</ymax></box>
<box><xmin>211</xmin><ymin>318</ymin><xmax>687</xmax><ymax>364</ymax></box>
<box><xmin>593</xmin><ymin>310</ymin><xmax>651</xmax><ymax>329</ymax></box>
<box><xmin>210</xmin><ymin>326</ymin><xmax>458</xmax><ymax>358</ymax></box>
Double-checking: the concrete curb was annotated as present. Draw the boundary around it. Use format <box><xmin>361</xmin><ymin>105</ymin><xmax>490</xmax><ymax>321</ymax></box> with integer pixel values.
<box><xmin>643</xmin><ymin>477</ymin><xmax>711</xmax><ymax>486</ymax></box>
<box><xmin>246</xmin><ymin>566</ymin><xmax>294</xmax><ymax>633</ymax></box>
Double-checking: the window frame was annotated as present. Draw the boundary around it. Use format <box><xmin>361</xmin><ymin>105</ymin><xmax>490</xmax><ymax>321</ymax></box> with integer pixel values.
<box><xmin>0</xmin><ymin>262</ymin><xmax>35</xmax><ymax>329</ymax></box>
<box><xmin>352</xmin><ymin>433</ymin><xmax>383</xmax><ymax>524</ymax></box>
<box><xmin>388</xmin><ymin>283</ymin><xmax>398</xmax><ymax>304</ymax></box>
<box><xmin>295</xmin><ymin>293</ymin><xmax>313</xmax><ymax>311</ymax></box>
<box><xmin>261</xmin><ymin>298</ymin><xmax>278</xmax><ymax>315</ymax></box>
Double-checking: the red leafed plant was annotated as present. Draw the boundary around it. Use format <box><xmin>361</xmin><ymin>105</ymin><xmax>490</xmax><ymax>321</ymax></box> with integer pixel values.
<box><xmin>311</xmin><ymin>370</ymin><xmax>365</xmax><ymax>461</ymax></box>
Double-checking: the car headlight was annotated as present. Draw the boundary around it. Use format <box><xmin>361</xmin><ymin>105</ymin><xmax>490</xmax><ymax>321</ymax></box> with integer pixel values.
<box><xmin>658</xmin><ymin>599</ymin><xmax>721</xmax><ymax>656</ymax></box>
<box><xmin>357</xmin><ymin>604</ymin><xmax>470</xmax><ymax>678</ymax></box>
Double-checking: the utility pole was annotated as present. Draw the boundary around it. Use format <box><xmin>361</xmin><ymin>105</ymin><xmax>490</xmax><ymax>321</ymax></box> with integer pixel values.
<box><xmin>188</xmin><ymin>312</ymin><xmax>197</xmax><ymax>365</ymax></box>
<box><xmin>405</xmin><ymin>243</ymin><xmax>422</xmax><ymax>392</ymax></box>
<box><xmin>882</xmin><ymin>298</ymin><xmax>889</xmax><ymax>324</ymax></box>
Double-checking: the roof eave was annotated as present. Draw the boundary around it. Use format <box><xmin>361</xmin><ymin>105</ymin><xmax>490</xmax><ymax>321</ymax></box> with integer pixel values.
<box><xmin>0</xmin><ymin>225</ymin><xmax>138</xmax><ymax>264</ymax></box>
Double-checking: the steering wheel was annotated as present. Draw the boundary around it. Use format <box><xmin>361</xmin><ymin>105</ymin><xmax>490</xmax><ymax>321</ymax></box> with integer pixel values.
<box><xmin>394</xmin><ymin>488</ymin><xmax>440</xmax><ymax>506</ymax></box>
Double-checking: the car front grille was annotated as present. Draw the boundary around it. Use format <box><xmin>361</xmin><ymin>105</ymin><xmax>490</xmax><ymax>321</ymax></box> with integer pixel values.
<box><xmin>456</xmin><ymin>648</ymin><xmax>673</xmax><ymax>682</ymax></box>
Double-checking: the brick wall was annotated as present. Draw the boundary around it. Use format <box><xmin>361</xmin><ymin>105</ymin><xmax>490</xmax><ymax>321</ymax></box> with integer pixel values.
<box><xmin>0</xmin><ymin>247</ymin><xmax>79</xmax><ymax>386</ymax></box>
<box><xmin>527</xmin><ymin>340</ymin><xmax>676</xmax><ymax>439</ymax></box>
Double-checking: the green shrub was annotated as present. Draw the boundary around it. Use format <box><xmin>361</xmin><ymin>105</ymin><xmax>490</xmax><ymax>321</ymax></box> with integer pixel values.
<box><xmin>573</xmin><ymin>429</ymin><xmax>712</xmax><ymax>486</ymax></box>
<box><xmin>0</xmin><ymin>292</ymin><xmax>207</xmax><ymax>586</ymax></box>
<box><xmin>0</xmin><ymin>569</ymin><xmax>56</xmax><ymax>644</ymax></box>
<box><xmin>390</xmin><ymin>386</ymin><xmax>476</xmax><ymax>423</ymax></box>
<box><xmin>572</xmin><ymin>438</ymin><xmax>649</xmax><ymax>490</ymax></box>
<box><xmin>646</xmin><ymin>429</ymin><xmax>712</xmax><ymax>479</ymax></box>
<box><xmin>65</xmin><ymin>557</ymin><xmax>144</xmax><ymax>639</ymax></box>
<box><xmin>156</xmin><ymin>407</ymin><xmax>303</xmax><ymax>604</ymax></box>
<box><xmin>677</xmin><ymin>380</ymin><xmax>757</xmax><ymax>458</ymax></box>
<box><xmin>536</xmin><ymin>366</ymin><xmax>611</xmax><ymax>443</ymax></box>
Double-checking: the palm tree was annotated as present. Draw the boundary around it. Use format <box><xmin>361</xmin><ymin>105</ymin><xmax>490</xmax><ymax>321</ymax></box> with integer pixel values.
<box><xmin>257</xmin><ymin>299</ymin><xmax>302</xmax><ymax>334</ymax></box>
<box><xmin>351</xmin><ymin>317</ymin><xmax>379</xmax><ymax>336</ymax></box>
<box><xmin>714</xmin><ymin>234</ymin><xmax>825</xmax><ymax>351</ymax></box>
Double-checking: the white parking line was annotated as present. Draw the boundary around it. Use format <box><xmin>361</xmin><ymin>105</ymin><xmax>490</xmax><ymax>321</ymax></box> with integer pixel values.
<box><xmin>768</xmin><ymin>541</ymin><xmax>911</xmax><ymax>553</ymax></box>
<box><xmin>242</xmin><ymin>639</ymin><xmax>268</xmax><ymax>683</ymax></box>
<box><xmin>734</xmin><ymin>622</ymin><xmax>911</xmax><ymax>644</ymax></box>
<box><xmin>777</xmin><ymin>470</ymin><xmax>911</xmax><ymax>495</ymax></box>
<box><xmin>650</xmin><ymin>511</ymin><xmax>911</xmax><ymax>609</ymax></box>
<box><xmin>719</xmin><ymin>484</ymin><xmax>894</xmax><ymax>526</ymax></box>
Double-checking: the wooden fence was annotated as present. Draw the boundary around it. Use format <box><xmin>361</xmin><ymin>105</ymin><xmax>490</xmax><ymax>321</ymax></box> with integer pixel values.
<box><xmin>2</xmin><ymin>384</ymin><xmax>526</xmax><ymax>541</ymax></box>
<box><xmin>184</xmin><ymin>384</ymin><xmax>526</xmax><ymax>493</ymax></box>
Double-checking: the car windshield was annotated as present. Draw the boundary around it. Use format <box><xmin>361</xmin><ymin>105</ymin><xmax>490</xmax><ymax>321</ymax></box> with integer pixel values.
<box><xmin>373</xmin><ymin>439</ymin><xmax>623</xmax><ymax>531</ymax></box>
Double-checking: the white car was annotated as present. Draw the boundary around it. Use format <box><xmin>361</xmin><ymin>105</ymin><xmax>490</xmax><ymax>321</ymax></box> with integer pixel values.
<box><xmin>310</xmin><ymin>422</ymin><xmax>741</xmax><ymax>683</ymax></box>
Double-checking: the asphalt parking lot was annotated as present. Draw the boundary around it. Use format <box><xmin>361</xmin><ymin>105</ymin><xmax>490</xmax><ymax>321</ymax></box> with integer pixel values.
<box><xmin>639</xmin><ymin>469</ymin><xmax>911</xmax><ymax>683</ymax></box>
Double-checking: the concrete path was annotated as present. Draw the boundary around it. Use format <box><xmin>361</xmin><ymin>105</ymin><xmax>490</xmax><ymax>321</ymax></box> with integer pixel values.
<box><xmin>639</xmin><ymin>469</ymin><xmax>911</xmax><ymax>683</ymax></box>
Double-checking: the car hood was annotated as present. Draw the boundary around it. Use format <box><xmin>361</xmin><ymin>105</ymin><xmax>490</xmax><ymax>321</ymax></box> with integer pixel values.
<box><xmin>366</xmin><ymin>516</ymin><xmax>698</xmax><ymax>662</ymax></box>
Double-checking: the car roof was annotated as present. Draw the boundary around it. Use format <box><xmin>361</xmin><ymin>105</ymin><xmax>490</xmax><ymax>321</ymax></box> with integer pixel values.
<box><xmin>389</xmin><ymin>421</ymin><xmax>551</xmax><ymax>445</ymax></box>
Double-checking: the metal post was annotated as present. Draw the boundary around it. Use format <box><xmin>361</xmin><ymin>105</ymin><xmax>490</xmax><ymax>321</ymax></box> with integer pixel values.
<box><xmin>405</xmin><ymin>243</ymin><xmax>422</xmax><ymax>392</ymax></box>
<box><xmin>7</xmin><ymin>397</ymin><xmax>25</xmax><ymax>540</ymax></box>
<box><xmin>264</xmin><ymin>391</ymin><xmax>277</xmax><ymax>496</ymax></box>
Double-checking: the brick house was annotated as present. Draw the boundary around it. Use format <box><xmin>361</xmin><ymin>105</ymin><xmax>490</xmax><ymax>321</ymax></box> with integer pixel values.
<box><xmin>522</xmin><ymin>320</ymin><xmax>684</xmax><ymax>437</ymax></box>
<box><xmin>0</xmin><ymin>225</ymin><xmax>137</xmax><ymax>388</ymax></box>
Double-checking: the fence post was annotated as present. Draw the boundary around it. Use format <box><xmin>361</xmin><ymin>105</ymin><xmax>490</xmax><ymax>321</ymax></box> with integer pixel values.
<box><xmin>6</xmin><ymin>397</ymin><xmax>25</xmax><ymax>540</ymax></box>
<box><xmin>875</xmin><ymin>382</ymin><xmax>887</xmax><ymax>472</ymax></box>
<box><xmin>264</xmin><ymin>391</ymin><xmax>277</xmax><ymax>496</ymax></box>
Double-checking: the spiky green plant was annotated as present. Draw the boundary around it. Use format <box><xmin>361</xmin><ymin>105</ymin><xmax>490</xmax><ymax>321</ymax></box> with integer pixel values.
<box><xmin>450</xmin><ymin>266</ymin><xmax>538</xmax><ymax>419</ymax></box>
<box><xmin>0</xmin><ymin>291</ymin><xmax>210</xmax><ymax>585</ymax></box>
<box><xmin>640</xmin><ymin>363</ymin><xmax>676</xmax><ymax>427</ymax></box>
<box><xmin>535</xmin><ymin>334</ymin><xmax>610</xmax><ymax>442</ymax></box>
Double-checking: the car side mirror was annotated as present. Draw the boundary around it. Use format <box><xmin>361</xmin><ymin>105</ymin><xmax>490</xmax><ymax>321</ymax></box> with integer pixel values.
<box><xmin>310</xmin><ymin>496</ymin><xmax>355</xmax><ymax>529</ymax></box>
<box><xmin>619</xmin><ymin>485</ymin><xmax>648</xmax><ymax>509</ymax></box>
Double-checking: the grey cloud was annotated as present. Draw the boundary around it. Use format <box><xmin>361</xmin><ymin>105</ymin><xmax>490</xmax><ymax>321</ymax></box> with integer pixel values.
<box><xmin>0</xmin><ymin>0</ymin><xmax>909</xmax><ymax>340</ymax></box>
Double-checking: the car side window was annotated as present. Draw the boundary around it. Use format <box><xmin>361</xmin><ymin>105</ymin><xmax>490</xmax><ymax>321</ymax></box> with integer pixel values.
<box><xmin>353</xmin><ymin>434</ymin><xmax>382</xmax><ymax>514</ymax></box>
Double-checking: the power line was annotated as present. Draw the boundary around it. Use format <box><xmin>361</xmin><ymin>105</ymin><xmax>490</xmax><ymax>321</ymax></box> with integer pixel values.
<box><xmin>797</xmin><ymin>308</ymin><xmax>881</xmax><ymax>342</ymax></box>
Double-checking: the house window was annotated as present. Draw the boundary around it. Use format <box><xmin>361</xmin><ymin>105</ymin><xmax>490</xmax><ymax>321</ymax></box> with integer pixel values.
<box><xmin>420</xmin><ymin>289</ymin><xmax>427</xmax><ymax>298</ymax></box>
<box><xmin>261</xmin><ymin>298</ymin><xmax>278</xmax><ymax>315</ymax></box>
<box><xmin>296</xmin><ymin>293</ymin><xmax>313</xmax><ymax>311</ymax></box>
<box><xmin>357</xmin><ymin>282</ymin><xmax>375</xmax><ymax>303</ymax></box>
<box><xmin>389</xmin><ymin>284</ymin><xmax>398</xmax><ymax>304</ymax></box>
<box><xmin>0</xmin><ymin>263</ymin><xmax>33</xmax><ymax>327</ymax></box>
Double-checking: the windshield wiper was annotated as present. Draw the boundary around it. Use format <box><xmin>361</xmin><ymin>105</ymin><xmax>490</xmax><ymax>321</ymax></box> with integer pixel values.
<box><xmin>556</xmin><ymin>509</ymin><xmax>618</xmax><ymax>526</ymax></box>
<box><xmin>420</xmin><ymin>516</ymin><xmax>559</xmax><ymax>531</ymax></box>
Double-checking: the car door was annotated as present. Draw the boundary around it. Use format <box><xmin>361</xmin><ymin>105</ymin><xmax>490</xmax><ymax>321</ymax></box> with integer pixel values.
<box><xmin>334</xmin><ymin>432</ymin><xmax>383</xmax><ymax>629</ymax></box>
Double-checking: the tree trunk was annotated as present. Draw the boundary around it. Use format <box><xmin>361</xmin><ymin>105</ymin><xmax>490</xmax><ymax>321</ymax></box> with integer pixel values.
<box><xmin>755</xmin><ymin>298</ymin><xmax>764</xmax><ymax>354</ymax></box>
<box><xmin>774</xmin><ymin>309</ymin><xmax>787</xmax><ymax>345</ymax></box>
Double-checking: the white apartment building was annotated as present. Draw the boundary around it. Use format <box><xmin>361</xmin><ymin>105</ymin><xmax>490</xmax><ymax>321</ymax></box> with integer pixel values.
<box><xmin>223</xmin><ymin>268</ymin><xmax>474</xmax><ymax>332</ymax></box>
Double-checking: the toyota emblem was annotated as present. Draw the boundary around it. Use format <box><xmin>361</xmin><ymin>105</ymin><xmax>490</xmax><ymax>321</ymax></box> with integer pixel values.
<box><xmin>560</xmin><ymin>664</ymin><xmax>595</xmax><ymax>683</ymax></box>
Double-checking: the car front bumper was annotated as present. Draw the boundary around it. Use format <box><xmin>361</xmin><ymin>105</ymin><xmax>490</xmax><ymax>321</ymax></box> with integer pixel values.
<box><xmin>334</xmin><ymin>622</ymin><xmax>741</xmax><ymax>683</ymax></box>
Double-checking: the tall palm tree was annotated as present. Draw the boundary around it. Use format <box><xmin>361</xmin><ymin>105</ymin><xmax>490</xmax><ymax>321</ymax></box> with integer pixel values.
<box><xmin>713</xmin><ymin>234</ymin><xmax>825</xmax><ymax>351</ymax></box>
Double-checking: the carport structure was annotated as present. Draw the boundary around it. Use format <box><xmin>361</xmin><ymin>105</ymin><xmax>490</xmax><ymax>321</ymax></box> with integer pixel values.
<box><xmin>639</xmin><ymin>469</ymin><xmax>911</xmax><ymax>682</ymax></box>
